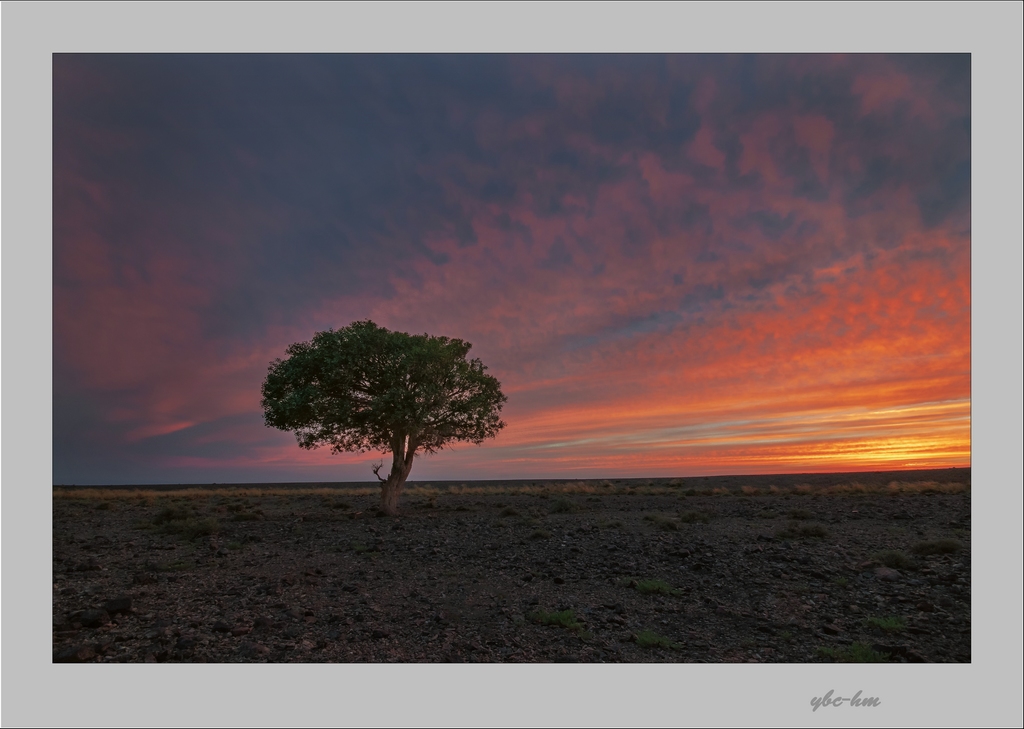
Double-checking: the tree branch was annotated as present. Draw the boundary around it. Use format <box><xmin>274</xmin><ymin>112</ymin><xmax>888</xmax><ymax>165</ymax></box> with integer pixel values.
<box><xmin>371</xmin><ymin>460</ymin><xmax>387</xmax><ymax>483</ymax></box>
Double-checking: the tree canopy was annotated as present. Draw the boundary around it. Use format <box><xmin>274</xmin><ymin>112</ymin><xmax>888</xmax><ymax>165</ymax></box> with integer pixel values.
<box><xmin>261</xmin><ymin>321</ymin><xmax>507</xmax><ymax>514</ymax></box>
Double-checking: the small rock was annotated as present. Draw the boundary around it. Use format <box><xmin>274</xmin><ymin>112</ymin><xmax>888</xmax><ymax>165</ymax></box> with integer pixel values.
<box><xmin>133</xmin><ymin>573</ymin><xmax>157</xmax><ymax>585</ymax></box>
<box><xmin>371</xmin><ymin>629</ymin><xmax>390</xmax><ymax>640</ymax></box>
<box><xmin>252</xmin><ymin>617</ymin><xmax>275</xmax><ymax>630</ymax></box>
<box><xmin>552</xmin><ymin>576</ymin><xmax>565</xmax><ymax>585</ymax></box>
<box><xmin>848</xmin><ymin>605</ymin><xmax>861</xmax><ymax>613</ymax></box>
<box><xmin>101</xmin><ymin>596</ymin><xmax>133</xmax><ymax>615</ymax></box>
<box><xmin>822</xmin><ymin>624</ymin><xmax>841</xmax><ymax>635</ymax></box>
<box><xmin>905</xmin><ymin>648</ymin><xmax>927</xmax><ymax>663</ymax></box>
<box><xmin>916</xmin><ymin>602</ymin><xmax>935</xmax><ymax>612</ymax></box>
<box><xmin>212</xmin><ymin>620</ymin><xmax>232</xmax><ymax>633</ymax></box>
<box><xmin>78</xmin><ymin>609</ymin><xmax>110</xmax><ymax>628</ymax></box>
<box><xmin>216</xmin><ymin>548</ymin><xmax>229</xmax><ymax>557</ymax></box>
<box><xmin>175</xmin><ymin>637</ymin><xmax>197</xmax><ymax>650</ymax></box>
<box><xmin>53</xmin><ymin>644</ymin><xmax>97</xmax><ymax>663</ymax></box>
<box><xmin>874</xmin><ymin>567</ymin><xmax>902</xmax><ymax>581</ymax></box>
<box><xmin>231</xmin><ymin>626</ymin><xmax>251</xmax><ymax>637</ymax></box>
<box><xmin>238</xmin><ymin>642</ymin><xmax>270</xmax><ymax>658</ymax></box>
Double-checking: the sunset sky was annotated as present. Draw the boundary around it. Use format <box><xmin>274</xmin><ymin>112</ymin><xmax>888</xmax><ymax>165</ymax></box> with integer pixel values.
<box><xmin>52</xmin><ymin>54</ymin><xmax>971</xmax><ymax>485</ymax></box>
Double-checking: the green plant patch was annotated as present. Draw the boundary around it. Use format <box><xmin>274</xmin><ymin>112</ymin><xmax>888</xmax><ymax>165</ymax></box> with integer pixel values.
<box><xmin>817</xmin><ymin>643</ymin><xmax>889</xmax><ymax>663</ymax></box>
<box><xmin>548</xmin><ymin>497</ymin><xmax>577</xmax><ymax>514</ymax></box>
<box><xmin>226</xmin><ymin>541</ymin><xmax>244</xmax><ymax>551</ymax></box>
<box><xmin>865</xmin><ymin>616</ymin><xmax>906</xmax><ymax>633</ymax></box>
<box><xmin>776</xmin><ymin>522</ymin><xmax>828</xmax><ymax>539</ymax></box>
<box><xmin>644</xmin><ymin>514</ymin><xmax>679</xmax><ymax>531</ymax></box>
<box><xmin>635</xmin><ymin>630</ymin><xmax>680</xmax><ymax>650</ymax></box>
<box><xmin>871</xmin><ymin>550</ymin><xmax>918</xmax><ymax>570</ymax></box>
<box><xmin>911</xmin><ymin>538</ymin><xmax>963</xmax><ymax>556</ymax></box>
<box><xmin>528</xmin><ymin>609</ymin><xmax>589</xmax><ymax>637</ymax></box>
<box><xmin>634</xmin><ymin>579</ymin><xmax>682</xmax><ymax>596</ymax></box>
<box><xmin>158</xmin><ymin>517</ymin><xmax>220</xmax><ymax>540</ymax></box>
<box><xmin>152</xmin><ymin>506</ymin><xmax>192</xmax><ymax>525</ymax></box>
<box><xmin>678</xmin><ymin>511</ymin><xmax>711</xmax><ymax>524</ymax></box>
<box><xmin>153</xmin><ymin>560</ymin><xmax>192</xmax><ymax>572</ymax></box>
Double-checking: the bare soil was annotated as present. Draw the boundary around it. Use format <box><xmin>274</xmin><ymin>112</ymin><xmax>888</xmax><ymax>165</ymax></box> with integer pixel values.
<box><xmin>52</xmin><ymin>469</ymin><xmax>971</xmax><ymax>663</ymax></box>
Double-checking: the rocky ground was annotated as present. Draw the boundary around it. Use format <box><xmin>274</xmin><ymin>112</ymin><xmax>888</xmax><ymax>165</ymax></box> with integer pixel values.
<box><xmin>52</xmin><ymin>474</ymin><xmax>971</xmax><ymax>663</ymax></box>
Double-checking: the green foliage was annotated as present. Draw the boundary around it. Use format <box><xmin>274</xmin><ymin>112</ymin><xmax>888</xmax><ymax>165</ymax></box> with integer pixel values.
<box><xmin>634</xmin><ymin>579</ymin><xmax>682</xmax><ymax>596</ymax></box>
<box><xmin>644</xmin><ymin>514</ymin><xmax>679</xmax><ymax>531</ymax></box>
<box><xmin>872</xmin><ymin>550</ymin><xmax>918</xmax><ymax>570</ymax></box>
<box><xmin>549</xmin><ymin>497</ymin><xmax>577</xmax><ymax>514</ymax></box>
<box><xmin>678</xmin><ymin>511</ymin><xmax>711</xmax><ymax>524</ymax></box>
<box><xmin>635</xmin><ymin>630</ymin><xmax>680</xmax><ymax>650</ymax></box>
<box><xmin>817</xmin><ymin>643</ymin><xmax>889</xmax><ymax>663</ymax></box>
<box><xmin>261</xmin><ymin>320</ymin><xmax>507</xmax><ymax>459</ymax></box>
<box><xmin>528</xmin><ymin>609</ymin><xmax>589</xmax><ymax>636</ymax></box>
<box><xmin>911</xmin><ymin>538</ymin><xmax>963</xmax><ymax>556</ymax></box>
<box><xmin>152</xmin><ymin>506</ymin><xmax>191</xmax><ymax>525</ymax></box>
<box><xmin>866</xmin><ymin>616</ymin><xmax>906</xmax><ymax>633</ymax></box>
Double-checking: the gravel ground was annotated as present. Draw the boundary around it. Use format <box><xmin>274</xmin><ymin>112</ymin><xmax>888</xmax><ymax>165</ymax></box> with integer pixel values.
<box><xmin>52</xmin><ymin>472</ymin><xmax>971</xmax><ymax>663</ymax></box>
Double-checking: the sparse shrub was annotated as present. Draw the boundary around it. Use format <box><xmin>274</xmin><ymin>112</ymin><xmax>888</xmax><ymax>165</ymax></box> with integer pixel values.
<box><xmin>549</xmin><ymin>497</ymin><xmax>577</xmax><ymax>514</ymax></box>
<box><xmin>756</xmin><ymin>510</ymin><xmax>778</xmax><ymax>519</ymax></box>
<box><xmin>152</xmin><ymin>506</ymin><xmax>191</xmax><ymax>525</ymax></box>
<box><xmin>817</xmin><ymin>643</ymin><xmax>889</xmax><ymax>663</ymax></box>
<box><xmin>500</xmin><ymin>506</ymin><xmax>520</xmax><ymax>517</ymax></box>
<box><xmin>227</xmin><ymin>541</ymin><xmax>243</xmax><ymax>551</ymax></box>
<box><xmin>866</xmin><ymin>616</ymin><xmax>906</xmax><ymax>633</ymax></box>
<box><xmin>788</xmin><ymin>509</ymin><xmax>814</xmax><ymax>520</ymax></box>
<box><xmin>831</xmin><ymin>576</ymin><xmax>849</xmax><ymax>587</ymax></box>
<box><xmin>231</xmin><ymin>512</ymin><xmax>262</xmax><ymax>521</ymax></box>
<box><xmin>528</xmin><ymin>609</ymin><xmax>588</xmax><ymax>636</ymax></box>
<box><xmin>177</xmin><ymin>517</ymin><xmax>220</xmax><ymax>540</ymax></box>
<box><xmin>635</xmin><ymin>630</ymin><xmax>680</xmax><ymax>650</ymax></box>
<box><xmin>776</xmin><ymin>522</ymin><xmax>828</xmax><ymax>539</ymax></box>
<box><xmin>529</xmin><ymin>528</ymin><xmax>551</xmax><ymax>540</ymax></box>
<box><xmin>678</xmin><ymin>511</ymin><xmax>711</xmax><ymax>524</ymax></box>
<box><xmin>330</xmin><ymin>500</ymin><xmax>352</xmax><ymax>510</ymax></box>
<box><xmin>634</xmin><ymin>579</ymin><xmax>682</xmax><ymax>597</ymax></box>
<box><xmin>95</xmin><ymin>501</ymin><xmax>112</xmax><ymax>511</ymax></box>
<box><xmin>911</xmin><ymin>539</ymin><xmax>963</xmax><ymax>556</ymax></box>
<box><xmin>872</xmin><ymin>550</ymin><xmax>917</xmax><ymax>570</ymax></box>
<box><xmin>644</xmin><ymin>514</ymin><xmax>679</xmax><ymax>531</ymax></box>
<box><xmin>153</xmin><ymin>560</ymin><xmax>192</xmax><ymax>572</ymax></box>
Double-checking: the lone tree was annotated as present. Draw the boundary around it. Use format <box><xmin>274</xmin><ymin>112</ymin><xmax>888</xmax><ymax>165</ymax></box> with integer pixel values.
<box><xmin>261</xmin><ymin>320</ymin><xmax>507</xmax><ymax>516</ymax></box>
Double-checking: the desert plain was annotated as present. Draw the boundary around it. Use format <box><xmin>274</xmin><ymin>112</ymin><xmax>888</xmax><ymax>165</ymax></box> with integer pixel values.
<box><xmin>52</xmin><ymin>468</ymin><xmax>970</xmax><ymax>663</ymax></box>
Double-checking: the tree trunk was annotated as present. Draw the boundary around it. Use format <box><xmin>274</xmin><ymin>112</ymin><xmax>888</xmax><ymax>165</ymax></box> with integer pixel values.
<box><xmin>379</xmin><ymin>434</ymin><xmax>417</xmax><ymax>516</ymax></box>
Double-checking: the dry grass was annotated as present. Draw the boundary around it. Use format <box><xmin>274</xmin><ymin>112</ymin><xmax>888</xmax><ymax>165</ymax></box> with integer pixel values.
<box><xmin>53</xmin><ymin>477</ymin><xmax>969</xmax><ymax>502</ymax></box>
